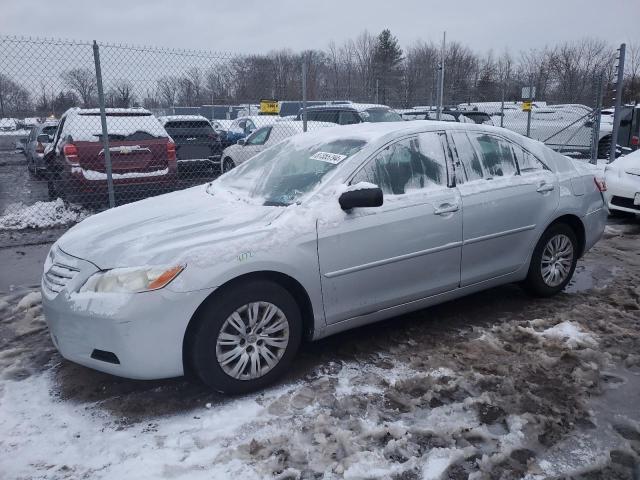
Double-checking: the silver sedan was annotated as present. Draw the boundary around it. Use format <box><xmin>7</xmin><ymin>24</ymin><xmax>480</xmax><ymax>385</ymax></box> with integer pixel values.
<box><xmin>41</xmin><ymin>122</ymin><xmax>608</xmax><ymax>393</ymax></box>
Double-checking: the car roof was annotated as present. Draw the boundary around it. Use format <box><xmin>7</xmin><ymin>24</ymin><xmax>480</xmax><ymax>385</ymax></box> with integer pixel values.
<box><xmin>65</xmin><ymin>107</ymin><xmax>153</xmax><ymax>117</ymax></box>
<box><xmin>304</xmin><ymin>103</ymin><xmax>392</xmax><ymax>113</ymax></box>
<box><xmin>158</xmin><ymin>115</ymin><xmax>210</xmax><ymax>125</ymax></box>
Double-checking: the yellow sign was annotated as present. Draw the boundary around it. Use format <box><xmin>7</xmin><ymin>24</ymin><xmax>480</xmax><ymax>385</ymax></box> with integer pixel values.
<box><xmin>260</xmin><ymin>99</ymin><xmax>279</xmax><ymax>115</ymax></box>
<box><xmin>522</xmin><ymin>101</ymin><xmax>532</xmax><ymax>112</ymax></box>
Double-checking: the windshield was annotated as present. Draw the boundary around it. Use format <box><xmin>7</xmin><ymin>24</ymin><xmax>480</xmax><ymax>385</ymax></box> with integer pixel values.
<box><xmin>212</xmin><ymin>137</ymin><xmax>367</xmax><ymax>206</ymax></box>
<box><xmin>361</xmin><ymin>109</ymin><xmax>403</xmax><ymax>123</ymax></box>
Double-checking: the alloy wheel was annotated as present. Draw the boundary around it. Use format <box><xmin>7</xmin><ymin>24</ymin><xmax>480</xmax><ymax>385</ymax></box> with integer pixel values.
<box><xmin>540</xmin><ymin>233</ymin><xmax>574</xmax><ymax>287</ymax></box>
<box><xmin>215</xmin><ymin>301</ymin><xmax>290</xmax><ymax>380</ymax></box>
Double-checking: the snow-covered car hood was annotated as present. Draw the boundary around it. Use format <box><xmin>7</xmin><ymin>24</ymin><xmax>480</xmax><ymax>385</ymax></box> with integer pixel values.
<box><xmin>606</xmin><ymin>150</ymin><xmax>640</xmax><ymax>174</ymax></box>
<box><xmin>56</xmin><ymin>185</ymin><xmax>284</xmax><ymax>269</ymax></box>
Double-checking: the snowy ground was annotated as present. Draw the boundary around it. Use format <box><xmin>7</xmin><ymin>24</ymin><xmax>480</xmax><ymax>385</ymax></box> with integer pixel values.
<box><xmin>1</xmin><ymin>218</ymin><xmax>639</xmax><ymax>479</ymax></box>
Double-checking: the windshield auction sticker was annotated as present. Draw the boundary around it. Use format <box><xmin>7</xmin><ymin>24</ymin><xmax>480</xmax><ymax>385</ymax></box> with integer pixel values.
<box><xmin>310</xmin><ymin>151</ymin><xmax>348</xmax><ymax>164</ymax></box>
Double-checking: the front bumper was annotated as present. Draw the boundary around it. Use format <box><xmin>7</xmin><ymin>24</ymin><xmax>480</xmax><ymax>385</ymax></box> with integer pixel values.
<box><xmin>605</xmin><ymin>172</ymin><xmax>640</xmax><ymax>214</ymax></box>
<box><xmin>41</xmin><ymin>247</ymin><xmax>214</xmax><ymax>380</ymax></box>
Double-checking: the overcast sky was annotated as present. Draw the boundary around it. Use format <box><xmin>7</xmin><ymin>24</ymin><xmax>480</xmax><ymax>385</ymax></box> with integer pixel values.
<box><xmin>1</xmin><ymin>0</ymin><xmax>639</xmax><ymax>55</ymax></box>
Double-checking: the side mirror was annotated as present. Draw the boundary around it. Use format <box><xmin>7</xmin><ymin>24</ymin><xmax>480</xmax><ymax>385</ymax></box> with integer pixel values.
<box><xmin>237</xmin><ymin>138</ymin><xmax>246</xmax><ymax>146</ymax></box>
<box><xmin>37</xmin><ymin>134</ymin><xmax>50</xmax><ymax>143</ymax></box>
<box><xmin>584</xmin><ymin>120</ymin><xmax>594</xmax><ymax>128</ymax></box>
<box><xmin>339</xmin><ymin>184</ymin><xmax>383</xmax><ymax>210</ymax></box>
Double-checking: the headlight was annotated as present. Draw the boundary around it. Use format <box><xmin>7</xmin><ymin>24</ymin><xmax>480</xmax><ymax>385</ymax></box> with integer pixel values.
<box><xmin>80</xmin><ymin>265</ymin><xmax>185</xmax><ymax>293</ymax></box>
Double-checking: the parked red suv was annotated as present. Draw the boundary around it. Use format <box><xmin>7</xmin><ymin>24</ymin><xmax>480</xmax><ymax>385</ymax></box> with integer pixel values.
<box><xmin>45</xmin><ymin>107</ymin><xmax>177</xmax><ymax>205</ymax></box>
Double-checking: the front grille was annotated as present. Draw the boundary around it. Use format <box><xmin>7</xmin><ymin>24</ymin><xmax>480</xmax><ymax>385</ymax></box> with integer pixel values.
<box><xmin>43</xmin><ymin>262</ymin><xmax>79</xmax><ymax>294</ymax></box>
<box><xmin>610</xmin><ymin>196</ymin><xmax>640</xmax><ymax>211</ymax></box>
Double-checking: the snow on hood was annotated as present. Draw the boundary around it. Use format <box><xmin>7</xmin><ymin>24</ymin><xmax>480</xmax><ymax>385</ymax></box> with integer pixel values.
<box><xmin>56</xmin><ymin>185</ymin><xmax>285</xmax><ymax>269</ymax></box>
<box><xmin>607</xmin><ymin>149</ymin><xmax>640</xmax><ymax>172</ymax></box>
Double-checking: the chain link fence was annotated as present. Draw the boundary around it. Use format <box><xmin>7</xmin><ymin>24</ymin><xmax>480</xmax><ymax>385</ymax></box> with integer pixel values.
<box><xmin>0</xmin><ymin>35</ymin><xmax>614</xmax><ymax>247</ymax></box>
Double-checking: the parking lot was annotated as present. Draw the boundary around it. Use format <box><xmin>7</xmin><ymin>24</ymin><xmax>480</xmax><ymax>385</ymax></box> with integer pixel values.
<box><xmin>1</xmin><ymin>214</ymin><xmax>639</xmax><ymax>479</ymax></box>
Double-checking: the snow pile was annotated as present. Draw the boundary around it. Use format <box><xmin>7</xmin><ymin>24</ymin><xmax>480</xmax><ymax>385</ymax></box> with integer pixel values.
<box><xmin>0</xmin><ymin>199</ymin><xmax>90</xmax><ymax>230</ymax></box>
<box><xmin>537</xmin><ymin>321</ymin><xmax>597</xmax><ymax>349</ymax></box>
<box><xmin>15</xmin><ymin>291</ymin><xmax>41</xmax><ymax>310</ymax></box>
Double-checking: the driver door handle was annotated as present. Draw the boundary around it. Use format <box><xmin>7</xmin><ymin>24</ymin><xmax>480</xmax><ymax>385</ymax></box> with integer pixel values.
<box><xmin>434</xmin><ymin>203</ymin><xmax>460</xmax><ymax>215</ymax></box>
<box><xmin>536</xmin><ymin>182</ymin><xmax>555</xmax><ymax>193</ymax></box>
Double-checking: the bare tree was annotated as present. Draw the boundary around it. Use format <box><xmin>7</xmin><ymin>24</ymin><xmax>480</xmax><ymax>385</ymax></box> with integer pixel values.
<box><xmin>625</xmin><ymin>42</ymin><xmax>640</xmax><ymax>103</ymax></box>
<box><xmin>157</xmin><ymin>76</ymin><xmax>179</xmax><ymax>108</ymax></box>
<box><xmin>0</xmin><ymin>73</ymin><xmax>31</xmax><ymax>117</ymax></box>
<box><xmin>107</xmin><ymin>79</ymin><xmax>135</xmax><ymax>107</ymax></box>
<box><xmin>61</xmin><ymin>68</ymin><xmax>96</xmax><ymax>107</ymax></box>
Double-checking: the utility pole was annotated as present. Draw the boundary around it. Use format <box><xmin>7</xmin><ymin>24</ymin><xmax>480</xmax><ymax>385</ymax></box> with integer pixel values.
<box><xmin>302</xmin><ymin>55</ymin><xmax>308</xmax><ymax>132</ymax></box>
<box><xmin>375</xmin><ymin>79</ymin><xmax>379</xmax><ymax>104</ymax></box>
<box><xmin>609</xmin><ymin>43</ymin><xmax>626</xmax><ymax>162</ymax></box>
<box><xmin>436</xmin><ymin>31</ymin><xmax>446</xmax><ymax>120</ymax></box>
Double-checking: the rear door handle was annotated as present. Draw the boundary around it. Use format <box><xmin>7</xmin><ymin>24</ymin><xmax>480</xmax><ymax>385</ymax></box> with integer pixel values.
<box><xmin>536</xmin><ymin>182</ymin><xmax>555</xmax><ymax>193</ymax></box>
<box><xmin>434</xmin><ymin>203</ymin><xmax>460</xmax><ymax>215</ymax></box>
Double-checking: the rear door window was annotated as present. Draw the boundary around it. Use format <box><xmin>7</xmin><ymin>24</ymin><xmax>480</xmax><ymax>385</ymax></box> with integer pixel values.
<box><xmin>307</xmin><ymin>110</ymin><xmax>339</xmax><ymax>124</ymax></box>
<box><xmin>468</xmin><ymin>133</ymin><xmax>517</xmax><ymax>178</ymax></box>
<box><xmin>512</xmin><ymin>144</ymin><xmax>547</xmax><ymax>173</ymax></box>
<box><xmin>338</xmin><ymin>111</ymin><xmax>360</xmax><ymax>125</ymax></box>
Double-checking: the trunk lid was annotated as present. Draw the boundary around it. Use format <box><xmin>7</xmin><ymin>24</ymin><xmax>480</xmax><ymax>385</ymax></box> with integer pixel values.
<box><xmin>75</xmin><ymin>138</ymin><xmax>169</xmax><ymax>174</ymax></box>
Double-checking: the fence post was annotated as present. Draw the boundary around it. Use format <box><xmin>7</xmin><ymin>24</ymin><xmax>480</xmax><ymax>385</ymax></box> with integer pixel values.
<box><xmin>92</xmin><ymin>40</ymin><xmax>115</xmax><ymax>208</ymax></box>
<box><xmin>500</xmin><ymin>82</ymin><xmax>505</xmax><ymax>128</ymax></box>
<box><xmin>525</xmin><ymin>78</ymin><xmax>533</xmax><ymax>138</ymax></box>
<box><xmin>609</xmin><ymin>43</ymin><xmax>626</xmax><ymax>163</ymax></box>
<box><xmin>302</xmin><ymin>56</ymin><xmax>308</xmax><ymax>133</ymax></box>
<box><xmin>590</xmin><ymin>73</ymin><xmax>604</xmax><ymax>165</ymax></box>
<box><xmin>436</xmin><ymin>31</ymin><xmax>446</xmax><ymax>120</ymax></box>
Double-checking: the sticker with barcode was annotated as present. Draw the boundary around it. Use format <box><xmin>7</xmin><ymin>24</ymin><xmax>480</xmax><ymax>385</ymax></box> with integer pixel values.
<box><xmin>310</xmin><ymin>151</ymin><xmax>347</xmax><ymax>164</ymax></box>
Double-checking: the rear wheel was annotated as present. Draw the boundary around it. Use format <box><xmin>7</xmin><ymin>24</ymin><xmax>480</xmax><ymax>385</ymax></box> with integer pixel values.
<box><xmin>222</xmin><ymin>157</ymin><xmax>235</xmax><ymax>173</ymax></box>
<box><xmin>188</xmin><ymin>280</ymin><xmax>302</xmax><ymax>394</ymax></box>
<box><xmin>524</xmin><ymin>223</ymin><xmax>578</xmax><ymax>297</ymax></box>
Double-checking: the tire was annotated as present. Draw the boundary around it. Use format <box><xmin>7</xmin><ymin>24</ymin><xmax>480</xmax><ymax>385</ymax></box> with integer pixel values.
<box><xmin>46</xmin><ymin>171</ymin><xmax>59</xmax><ymax>200</ymax></box>
<box><xmin>222</xmin><ymin>157</ymin><xmax>235</xmax><ymax>173</ymax></box>
<box><xmin>188</xmin><ymin>280</ymin><xmax>302</xmax><ymax>394</ymax></box>
<box><xmin>27</xmin><ymin>157</ymin><xmax>36</xmax><ymax>176</ymax></box>
<box><xmin>523</xmin><ymin>223</ymin><xmax>578</xmax><ymax>297</ymax></box>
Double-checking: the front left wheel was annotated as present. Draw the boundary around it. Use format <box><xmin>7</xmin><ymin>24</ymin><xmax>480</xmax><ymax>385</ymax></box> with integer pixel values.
<box><xmin>188</xmin><ymin>280</ymin><xmax>302</xmax><ymax>394</ymax></box>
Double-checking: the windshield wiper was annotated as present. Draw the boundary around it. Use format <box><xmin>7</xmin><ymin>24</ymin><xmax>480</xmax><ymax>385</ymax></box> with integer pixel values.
<box><xmin>263</xmin><ymin>200</ymin><xmax>290</xmax><ymax>207</ymax></box>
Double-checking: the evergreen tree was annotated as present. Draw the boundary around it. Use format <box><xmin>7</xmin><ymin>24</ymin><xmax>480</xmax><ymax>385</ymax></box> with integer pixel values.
<box><xmin>373</xmin><ymin>29</ymin><xmax>404</xmax><ymax>105</ymax></box>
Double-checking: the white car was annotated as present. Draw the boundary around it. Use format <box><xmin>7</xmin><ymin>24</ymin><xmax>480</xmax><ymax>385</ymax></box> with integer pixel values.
<box><xmin>220</xmin><ymin>121</ymin><xmax>334</xmax><ymax>172</ymax></box>
<box><xmin>604</xmin><ymin>149</ymin><xmax>640</xmax><ymax>214</ymax></box>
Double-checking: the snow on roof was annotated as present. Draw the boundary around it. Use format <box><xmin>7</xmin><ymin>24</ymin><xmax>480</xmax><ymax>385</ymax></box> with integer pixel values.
<box><xmin>157</xmin><ymin>115</ymin><xmax>210</xmax><ymax>125</ymax></box>
<box><xmin>67</xmin><ymin>107</ymin><xmax>153</xmax><ymax>116</ymax></box>
<box><xmin>305</xmin><ymin>103</ymin><xmax>393</xmax><ymax>112</ymax></box>
<box><xmin>63</xmin><ymin>110</ymin><xmax>168</xmax><ymax>142</ymax></box>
